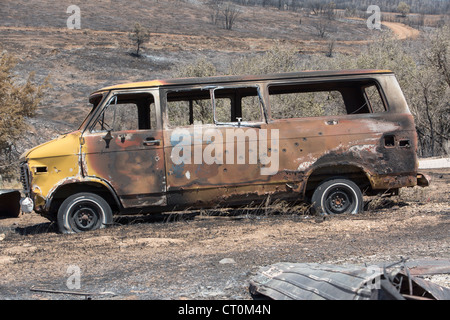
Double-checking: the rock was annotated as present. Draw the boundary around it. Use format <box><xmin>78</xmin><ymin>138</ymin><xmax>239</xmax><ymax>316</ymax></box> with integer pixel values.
<box><xmin>219</xmin><ymin>258</ymin><xmax>236</xmax><ymax>264</ymax></box>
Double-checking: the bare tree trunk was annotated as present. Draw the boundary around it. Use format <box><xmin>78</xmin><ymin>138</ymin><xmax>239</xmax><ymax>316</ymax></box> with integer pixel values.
<box><xmin>423</xmin><ymin>89</ymin><xmax>435</xmax><ymax>156</ymax></box>
<box><xmin>326</xmin><ymin>40</ymin><xmax>335</xmax><ymax>57</ymax></box>
<box><xmin>222</xmin><ymin>4</ymin><xmax>239</xmax><ymax>30</ymax></box>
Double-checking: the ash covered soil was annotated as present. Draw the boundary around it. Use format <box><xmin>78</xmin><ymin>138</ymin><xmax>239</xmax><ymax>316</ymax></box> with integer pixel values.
<box><xmin>0</xmin><ymin>169</ymin><xmax>449</xmax><ymax>300</ymax></box>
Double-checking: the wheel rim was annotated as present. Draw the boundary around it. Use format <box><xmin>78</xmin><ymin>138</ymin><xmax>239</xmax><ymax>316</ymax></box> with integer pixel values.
<box><xmin>68</xmin><ymin>201</ymin><xmax>102</xmax><ymax>232</ymax></box>
<box><xmin>323</xmin><ymin>185</ymin><xmax>356</xmax><ymax>214</ymax></box>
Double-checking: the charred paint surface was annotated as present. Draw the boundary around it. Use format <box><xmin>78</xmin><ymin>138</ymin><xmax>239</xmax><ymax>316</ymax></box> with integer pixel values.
<box><xmin>82</xmin><ymin>129</ymin><xmax>166</xmax><ymax>208</ymax></box>
<box><xmin>20</xmin><ymin>131</ymin><xmax>82</xmax><ymax>211</ymax></box>
<box><xmin>161</xmin><ymin>112</ymin><xmax>418</xmax><ymax>208</ymax></box>
<box><xmin>273</xmin><ymin>112</ymin><xmax>418</xmax><ymax>191</ymax></box>
<box><xmin>163</xmin><ymin>124</ymin><xmax>285</xmax><ymax>207</ymax></box>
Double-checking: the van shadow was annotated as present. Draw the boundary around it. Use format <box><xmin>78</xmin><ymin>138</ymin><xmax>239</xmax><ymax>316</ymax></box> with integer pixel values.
<box><xmin>14</xmin><ymin>222</ymin><xmax>57</xmax><ymax>235</ymax></box>
<box><xmin>113</xmin><ymin>204</ymin><xmax>300</xmax><ymax>228</ymax></box>
<box><xmin>113</xmin><ymin>211</ymin><xmax>201</xmax><ymax>226</ymax></box>
<box><xmin>112</xmin><ymin>206</ymin><xmax>273</xmax><ymax>227</ymax></box>
<box><xmin>11</xmin><ymin>210</ymin><xmax>229</xmax><ymax>235</ymax></box>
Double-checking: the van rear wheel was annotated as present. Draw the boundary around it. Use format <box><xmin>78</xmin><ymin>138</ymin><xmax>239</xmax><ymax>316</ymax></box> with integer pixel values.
<box><xmin>57</xmin><ymin>192</ymin><xmax>112</xmax><ymax>234</ymax></box>
<box><xmin>311</xmin><ymin>178</ymin><xmax>363</xmax><ymax>215</ymax></box>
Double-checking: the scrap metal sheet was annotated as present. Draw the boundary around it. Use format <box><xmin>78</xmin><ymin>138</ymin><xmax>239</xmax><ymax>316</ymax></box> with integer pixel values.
<box><xmin>250</xmin><ymin>261</ymin><xmax>450</xmax><ymax>300</ymax></box>
<box><xmin>249</xmin><ymin>262</ymin><xmax>378</xmax><ymax>300</ymax></box>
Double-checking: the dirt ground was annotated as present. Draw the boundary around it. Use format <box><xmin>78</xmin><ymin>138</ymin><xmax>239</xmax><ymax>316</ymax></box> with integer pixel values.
<box><xmin>0</xmin><ymin>168</ymin><xmax>448</xmax><ymax>300</ymax></box>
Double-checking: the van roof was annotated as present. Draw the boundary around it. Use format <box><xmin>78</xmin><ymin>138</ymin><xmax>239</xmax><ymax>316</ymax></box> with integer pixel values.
<box><xmin>90</xmin><ymin>69</ymin><xmax>393</xmax><ymax>96</ymax></box>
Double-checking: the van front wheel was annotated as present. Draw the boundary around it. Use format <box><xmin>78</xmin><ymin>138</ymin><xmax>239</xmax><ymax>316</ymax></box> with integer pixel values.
<box><xmin>57</xmin><ymin>193</ymin><xmax>113</xmax><ymax>234</ymax></box>
<box><xmin>311</xmin><ymin>178</ymin><xmax>363</xmax><ymax>215</ymax></box>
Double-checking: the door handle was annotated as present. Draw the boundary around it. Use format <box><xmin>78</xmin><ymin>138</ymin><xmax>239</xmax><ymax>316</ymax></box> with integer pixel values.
<box><xmin>143</xmin><ymin>137</ymin><xmax>160</xmax><ymax>146</ymax></box>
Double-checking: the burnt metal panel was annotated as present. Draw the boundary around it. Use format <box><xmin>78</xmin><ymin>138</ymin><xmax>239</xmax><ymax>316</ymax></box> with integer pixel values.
<box><xmin>249</xmin><ymin>262</ymin><xmax>376</xmax><ymax>300</ymax></box>
<box><xmin>83</xmin><ymin>129</ymin><xmax>167</xmax><ymax>208</ymax></box>
<box><xmin>250</xmin><ymin>261</ymin><xmax>450</xmax><ymax>300</ymax></box>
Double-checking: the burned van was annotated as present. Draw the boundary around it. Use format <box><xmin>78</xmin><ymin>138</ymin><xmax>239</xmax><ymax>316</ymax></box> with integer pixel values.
<box><xmin>19</xmin><ymin>70</ymin><xmax>429</xmax><ymax>233</ymax></box>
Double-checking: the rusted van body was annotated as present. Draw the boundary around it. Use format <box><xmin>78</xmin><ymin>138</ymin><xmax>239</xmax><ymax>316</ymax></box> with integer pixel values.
<box><xmin>19</xmin><ymin>70</ymin><xmax>428</xmax><ymax>233</ymax></box>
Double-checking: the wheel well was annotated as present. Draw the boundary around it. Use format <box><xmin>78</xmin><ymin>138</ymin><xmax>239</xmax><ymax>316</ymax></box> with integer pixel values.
<box><xmin>305</xmin><ymin>165</ymin><xmax>371</xmax><ymax>198</ymax></box>
<box><xmin>48</xmin><ymin>182</ymin><xmax>120</xmax><ymax>218</ymax></box>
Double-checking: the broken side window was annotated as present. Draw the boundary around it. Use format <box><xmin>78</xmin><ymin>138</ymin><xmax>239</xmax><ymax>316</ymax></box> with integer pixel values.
<box><xmin>92</xmin><ymin>92</ymin><xmax>156</xmax><ymax>132</ymax></box>
<box><xmin>363</xmin><ymin>84</ymin><xmax>386</xmax><ymax>113</ymax></box>
<box><xmin>166</xmin><ymin>88</ymin><xmax>212</xmax><ymax>127</ymax></box>
<box><xmin>269</xmin><ymin>85</ymin><xmax>346</xmax><ymax>119</ymax></box>
<box><xmin>166</xmin><ymin>86</ymin><xmax>265</xmax><ymax>127</ymax></box>
<box><xmin>213</xmin><ymin>86</ymin><xmax>264</xmax><ymax>125</ymax></box>
<box><xmin>268</xmin><ymin>80</ymin><xmax>386</xmax><ymax>119</ymax></box>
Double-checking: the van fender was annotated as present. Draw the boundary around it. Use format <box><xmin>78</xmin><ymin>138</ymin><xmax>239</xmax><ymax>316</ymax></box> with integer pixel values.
<box><xmin>303</xmin><ymin>160</ymin><xmax>375</xmax><ymax>195</ymax></box>
<box><xmin>44</xmin><ymin>175</ymin><xmax>121</xmax><ymax>212</ymax></box>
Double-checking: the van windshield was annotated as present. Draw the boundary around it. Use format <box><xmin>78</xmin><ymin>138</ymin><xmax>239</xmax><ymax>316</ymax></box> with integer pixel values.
<box><xmin>78</xmin><ymin>93</ymin><xmax>106</xmax><ymax>131</ymax></box>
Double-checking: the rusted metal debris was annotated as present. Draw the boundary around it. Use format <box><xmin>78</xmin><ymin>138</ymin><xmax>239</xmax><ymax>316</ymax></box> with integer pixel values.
<box><xmin>29</xmin><ymin>285</ymin><xmax>115</xmax><ymax>298</ymax></box>
<box><xmin>0</xmin><ymin>190</ymin><xmax>21</xmax><ymax>218</ymax></box>
<box><xmin>406</xmin><ymin>259</ymin><xmax>450</xmax><ymax>276</ymax></box>
<box><xmin>249</xmin><ymin>260</ymin><xmax>450</xmax><ymax>300</ymax></box>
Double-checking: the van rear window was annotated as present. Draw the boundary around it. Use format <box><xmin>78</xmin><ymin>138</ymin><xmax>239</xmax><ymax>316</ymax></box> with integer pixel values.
<box><xmin>268</xmin><ymin>80</ymin><xmax>386</xmax><ymax>119</ymax></box>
